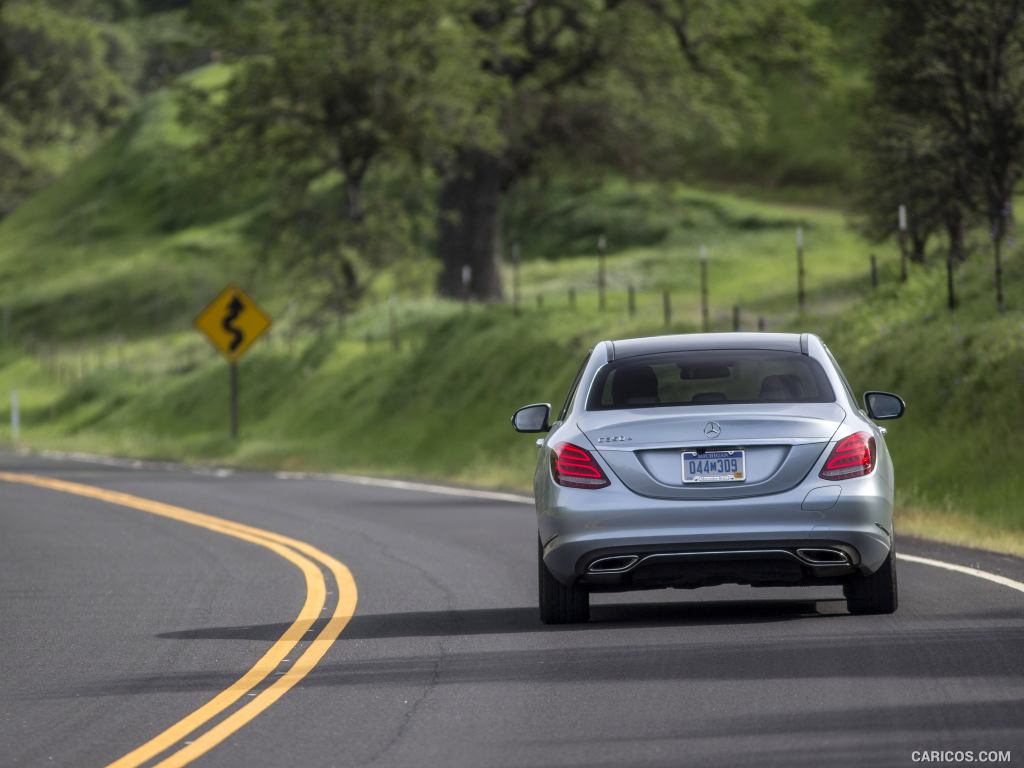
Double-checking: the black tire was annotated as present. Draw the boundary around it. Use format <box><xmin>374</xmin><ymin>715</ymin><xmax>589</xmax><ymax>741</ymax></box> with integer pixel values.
<box><xmin>538</xmin><ymin>540</ymin><xmax>590</xmax><ymax>624</ymax></box>
<box><xmin>844</xmin><ymin>547</ymin><xmax>898</xmax><ymax>615</ymax></box>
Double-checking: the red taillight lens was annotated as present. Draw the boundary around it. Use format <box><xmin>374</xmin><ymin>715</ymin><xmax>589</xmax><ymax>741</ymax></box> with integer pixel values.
<box><xmin>819</xmin><ymin>432</ymin><xmax>876</xmax><ymax>480</ymax></box>
<box><xmin>551</xmin><ymin>443</ymin><xmax>610</xmax><ymax>489</ymax></box>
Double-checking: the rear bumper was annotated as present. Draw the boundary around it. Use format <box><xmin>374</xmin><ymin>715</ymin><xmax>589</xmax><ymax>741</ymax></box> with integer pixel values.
<box><xmin>573</xmin><ymin>540</ymin><xmax>861</xmax><ymax>592</ymax></box>
<box><xmin>537</xmin><ymin>477</ymin><xmax>893</xmax><ymax>586</ymax></box>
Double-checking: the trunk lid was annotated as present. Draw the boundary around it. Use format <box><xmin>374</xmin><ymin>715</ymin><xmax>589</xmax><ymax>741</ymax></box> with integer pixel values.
<box><xmin>580</xmin><ymin>402</ymin><xmax>846</xmax><ymax>500</ymax></box>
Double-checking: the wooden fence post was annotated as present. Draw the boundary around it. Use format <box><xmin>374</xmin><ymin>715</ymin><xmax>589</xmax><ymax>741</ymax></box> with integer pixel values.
<box><xmin>699</xmin><ymin>245</ymin><xmax>709</xmax><ymax>332</ymax></box>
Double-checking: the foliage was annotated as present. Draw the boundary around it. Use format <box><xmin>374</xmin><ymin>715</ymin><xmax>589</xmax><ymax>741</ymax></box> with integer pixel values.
<box><xmin>465</xmin><ymin>0</ymin><xmax>828</xmax><ymax>180</ymax></box>
<box><xmin>0</xmin><ymin>82</ymin><xmax>1021</xmax><ymax>549</ymax></box>
<box><xmin>850</xmin><ymin>107</ymin><xmax>952</xmax><ymax>260</ymax></box>
<box><xmin>0</xmin><ymin>0</ymin><xmax>139</xmax><ymax>216</ymax></box>
<box><xmin>433</xmin><ymin>0</ymin><xmax>832</xmax><ymax>300</ymax></box>
<box><xmin>129</xmin><ymin>5</ymin><xmax>212</xmax><ymax>92</ymax></box>
<box><xmin>685</xmin><ymin>0</ymin><xmax>879</xmax><ymax>191</ymax></box>
<box><xmin>182</xmin><ymin>0</ymin><xmax>497</xmax><ymax>311</ymax></box>
<box><xmin>853</xmin><ymin>0</ymin><xmax>1024</xmax><ymax>265</ymax></box>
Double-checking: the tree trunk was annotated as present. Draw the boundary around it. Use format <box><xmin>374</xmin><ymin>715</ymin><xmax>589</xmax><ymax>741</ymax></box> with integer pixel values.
<box><xmin>345</xmin><ymin>176</ymin><xmax>364</xmax><ymax>222</ymax></box>
<box><xmin>909</xmin><ymin>231</ymin><xmax>927</xmax><ymax>262</ymax></box>
<box><xmin>944</xmin><ymin>207</ymin><xmax>966</xmax><ymax>262</ymax></box>
<box><xmin>435</xmin><ymin>149</ymin><xmax>505</xmax><ymax>301</ymax></box>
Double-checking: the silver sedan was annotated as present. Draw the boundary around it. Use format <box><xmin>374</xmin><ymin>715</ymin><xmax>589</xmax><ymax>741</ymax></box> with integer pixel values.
<box><xmin>512</xmin><ymin>332</ymin><xmax>905</xmax><ymax>623</ymax></box>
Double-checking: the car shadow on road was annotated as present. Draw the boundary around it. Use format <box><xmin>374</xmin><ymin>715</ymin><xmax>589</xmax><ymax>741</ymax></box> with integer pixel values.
<box><xmin>158</xmin><ymin>598</ymin><xmax>847</xmax><ymax>642</ymax></box>
<box><xmin>62</xmin><ymin>617</ymin><xmax>1024</xmax><ymax>701</ymax></box>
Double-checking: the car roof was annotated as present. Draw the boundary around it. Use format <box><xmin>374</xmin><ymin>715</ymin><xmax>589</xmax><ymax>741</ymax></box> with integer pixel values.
<box><xmin>607</xmin><ymin>332</ymin><xmax>807</xmax><ymax>361</ymax></box>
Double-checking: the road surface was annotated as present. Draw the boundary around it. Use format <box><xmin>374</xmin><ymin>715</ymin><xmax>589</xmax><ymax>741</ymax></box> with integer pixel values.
<box><xmin>1</xmin><ymin>451</ymin><xmax>1022</xmax><ymax>767</ymax></box>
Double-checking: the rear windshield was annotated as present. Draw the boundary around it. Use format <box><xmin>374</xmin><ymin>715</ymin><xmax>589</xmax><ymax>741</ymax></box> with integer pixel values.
<box><xmin>587</xmin><ymin>349</ymin><xmax>835</xmax><ymax>410</ymax></box>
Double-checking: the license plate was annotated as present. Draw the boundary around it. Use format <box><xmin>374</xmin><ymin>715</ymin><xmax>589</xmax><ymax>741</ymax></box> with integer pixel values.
<box><xmin>682</xmin><ymin>450</ymin><xmax>746</xmax><ymax>483</ymax></box>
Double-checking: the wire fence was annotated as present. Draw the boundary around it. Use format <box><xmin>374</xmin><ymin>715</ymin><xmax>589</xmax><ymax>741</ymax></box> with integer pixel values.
<box><xmin>0</xmin><ymin>230</ymin><xmax>1011</xmax><ymax>383</ymax></box>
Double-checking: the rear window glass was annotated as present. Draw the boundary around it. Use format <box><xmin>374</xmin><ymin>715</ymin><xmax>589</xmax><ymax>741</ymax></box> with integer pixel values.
<box><xmin>587</xmin><ymin>349</ymin><xmax>835</xmax><ymax>410</ymax></box>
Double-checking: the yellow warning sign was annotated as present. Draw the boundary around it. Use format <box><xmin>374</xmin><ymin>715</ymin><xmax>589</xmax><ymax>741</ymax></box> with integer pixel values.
<box><xmin>194</xmin><ymin>284</ymin><xmax>271</xmax><ymax>362</ymax></box>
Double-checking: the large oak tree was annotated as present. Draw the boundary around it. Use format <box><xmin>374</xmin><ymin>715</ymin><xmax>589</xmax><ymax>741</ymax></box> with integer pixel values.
<box><xmin>436</xmin><ymin>0</ymin><xmax>827</xmax><ymax>300</ymax></box>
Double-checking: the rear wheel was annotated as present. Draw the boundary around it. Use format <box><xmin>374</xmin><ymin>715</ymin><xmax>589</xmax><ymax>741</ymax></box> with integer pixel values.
<box><xmin>844</xmin><ymin>547</ymin><xmax>898</xmax><ymax>615</ymax></box>
<box><xmin>538</xmin><ymin>540</ymin><xmax>589</xmax><ymax>624</ymax></box>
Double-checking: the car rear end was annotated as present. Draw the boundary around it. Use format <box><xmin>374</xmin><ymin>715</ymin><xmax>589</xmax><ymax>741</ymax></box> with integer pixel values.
<box><xmin>531</xmin><ymin>333</ymin><xmax>898</xmax><ymax>620</ymax></box>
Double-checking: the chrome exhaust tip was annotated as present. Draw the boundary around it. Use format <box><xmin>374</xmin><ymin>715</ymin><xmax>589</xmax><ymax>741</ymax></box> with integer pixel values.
<box><xmin>795</xmin><ymin>547</ymin><xmax>850</xmax><ymax>566</ymax></box>
<box><xmin>587</xmin><ymin>555</ymin><xmax>640</xmax><ymax>574</ymax></box>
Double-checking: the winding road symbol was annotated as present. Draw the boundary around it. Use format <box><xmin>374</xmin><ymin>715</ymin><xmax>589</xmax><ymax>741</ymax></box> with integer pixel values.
<box><xmin>222</xmin><ymin>295</ymin><xmax>246</xmax><ymax>352</ymax></box>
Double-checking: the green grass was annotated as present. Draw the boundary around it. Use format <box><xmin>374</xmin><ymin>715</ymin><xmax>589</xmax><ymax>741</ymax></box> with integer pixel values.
<box><xmin>0</xmin><ymin>73</ymin><xmax>1022</xmax><ymax>557</ymax></box>
<box><xmin>507</xmin><ymin>177</ymin><xmax>876</xmax><ymax>321</ymax></box>
<box><xmin>820</xmin><ymin>256</ymin><xmax>1024</xmax><ymax>538</ymax></box>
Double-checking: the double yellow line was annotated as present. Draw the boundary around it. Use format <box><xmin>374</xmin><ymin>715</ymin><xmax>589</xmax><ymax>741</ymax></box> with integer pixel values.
<box><xmin>0</xmin><ymin>472</ymin><xmax>358</xmax><ymax>768</ymax></box>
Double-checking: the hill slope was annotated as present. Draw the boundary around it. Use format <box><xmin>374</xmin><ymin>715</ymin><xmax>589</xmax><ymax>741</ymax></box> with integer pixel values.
<box><xmin>0</xmin><ymin>75</ymin><xmax>1021</xmax><ymax>555</ymax></box>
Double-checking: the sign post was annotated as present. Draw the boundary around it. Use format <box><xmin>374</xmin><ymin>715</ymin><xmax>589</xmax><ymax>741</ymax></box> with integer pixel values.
<box><xmin>194</xmin><ymin>284</ymin><xmax>271</xmax><ymax>440</ymax></box>
<box><xmin>597</xmin><ymin>235</ymin><xmax>607</xmax><ymax>311</ymax></box>
<box><xmin>229</xmin><ymin>362</ymin><xmax>239</xmax><ymax>439</ymax></box>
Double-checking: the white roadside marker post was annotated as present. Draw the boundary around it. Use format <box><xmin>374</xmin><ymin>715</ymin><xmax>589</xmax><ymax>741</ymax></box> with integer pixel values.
<box><xmin>461</xmin><ymin>264</ymin><xmax>472</xmax><ymax>311</ymax></box>
<box><xmin>898</xmin><ymin>205</ymin><xmax>908</xmax><ymax>283</ymax></box>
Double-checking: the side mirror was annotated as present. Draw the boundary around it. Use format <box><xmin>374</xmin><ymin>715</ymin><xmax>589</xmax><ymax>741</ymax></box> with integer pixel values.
<box><xmin>864</xmin><ymin>391</ymin><xmax>905</xmax><ymax>420</ymax></box>
<box><xmin>512</xmin><ymin>403</ymin><xmax>551</xmax><ymax>433</ymax></box>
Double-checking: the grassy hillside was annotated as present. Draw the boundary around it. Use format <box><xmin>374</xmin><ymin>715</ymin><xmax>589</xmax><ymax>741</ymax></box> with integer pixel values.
<box><xmin>0</xmin><ymin>75</ymin><xmax>1021</xmax><ymax>556</ymax></box>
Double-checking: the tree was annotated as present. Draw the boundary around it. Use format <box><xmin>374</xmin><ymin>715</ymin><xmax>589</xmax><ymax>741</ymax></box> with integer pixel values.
<box><xmin>185</xmin><ymin>0</ymin><xmax>825</xmax><ymax>306</ymax></box>
<box><xmin>922</xmin><ymin>0</ymin><xmax>1024</xmax><ymax>307</ymax></box>
<box><xmin>435</xmin><ymin>1</ymin><xmax>623</xmax><ymax>301</ymax></box>
<box><xmin>184</xmin><ymin>0</ymin><xmax>495</xmax><ymax>312</ymax></box>
<box><xmin>852</xmin><ymin>105</ymin><xmax>966</xmax><ymax>262</ymax></box>
<box><xmin>0</xmin><ymin>0</ymin><xmax>139</xmax><ymax>216</ymax></box>
<box><xmin>435</xmin><ymin>0</ymin><xmax>828</xmax><ymax>300</ymax></box>
<box><xmin>855</xmin><ymin>0</ymin><xmax>1024</xmax><ymax>290</ymax></box>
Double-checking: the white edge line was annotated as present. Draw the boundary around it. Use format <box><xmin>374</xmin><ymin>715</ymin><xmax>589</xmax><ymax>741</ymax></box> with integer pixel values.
<box><xmin>330</xmin><ymin>474</ymin><xmax>532</xmax><ymax>505</ymax></box>
<box><xmin>896</xmin><ymin>553</ymin><xmax>1024</xmax><ymax>595</ymax></box>
<box><xmin>277</xmin><ymin>470</ymin><xmax>533</xmax><ymax>505</ymax></box>
<box><xmin>24</xmin><ymin>449</ymin><xmax>1024</xmax><ymax>594</ymax></box>
<box><xmin>33</xmin><ymin>448</ymin><xmax>531</xmax><ymax>505</ymax></box>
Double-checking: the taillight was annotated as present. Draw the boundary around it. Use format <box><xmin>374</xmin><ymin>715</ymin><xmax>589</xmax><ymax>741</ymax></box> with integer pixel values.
<box><xmin>551</xmin><ymin>443</ymin><xmax>610</xmax><ymax>489</ymax></box>
<box><xmin>819</xmin><ymin>432</ymin><xmax>876</xmax><ymax>480</ymax></box>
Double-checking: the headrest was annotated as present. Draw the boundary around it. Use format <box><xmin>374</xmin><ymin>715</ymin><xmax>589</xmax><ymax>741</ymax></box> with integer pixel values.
<box><xmin>759</xmin><ymin>374</ymin><xmax>804</xmax><ymax>400</ymax></box>
<box><xmin>611</xmin><ymin>365</ymin><xmax>659</xmax><ymax>406</ymax></box>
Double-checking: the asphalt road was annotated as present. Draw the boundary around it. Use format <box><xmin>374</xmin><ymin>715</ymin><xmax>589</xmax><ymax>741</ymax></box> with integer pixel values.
<box><xmin>1</xmin><ymin>450</ymin><xmax>1022</xmax><ymax>768</ymax></box>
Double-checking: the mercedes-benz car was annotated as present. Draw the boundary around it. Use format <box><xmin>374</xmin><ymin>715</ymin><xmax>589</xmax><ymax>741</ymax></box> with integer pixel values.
<box><xmin>512</xmin><ymin>333</ymin><xmax>905</xmax><ymax>624</ymax></box>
